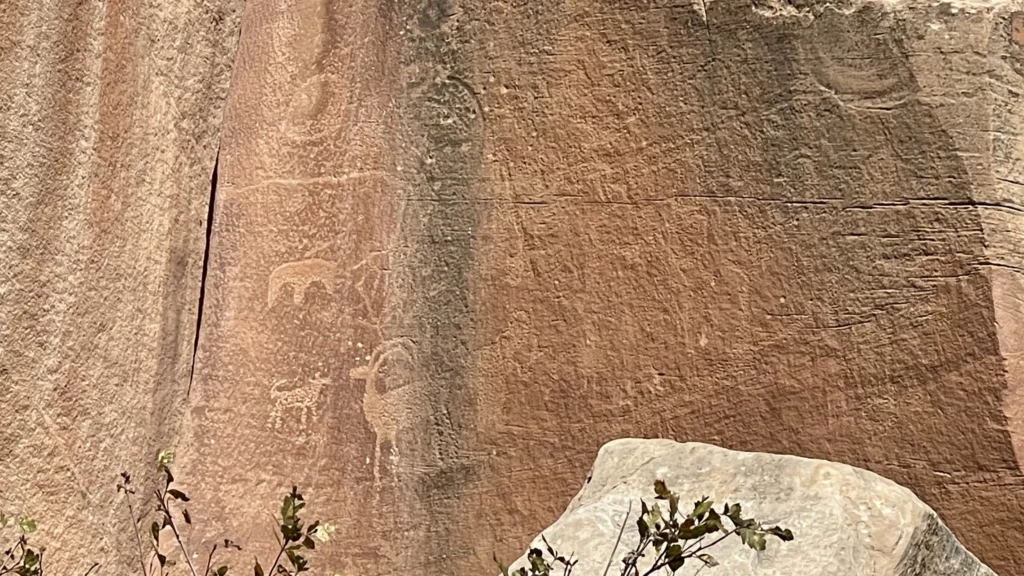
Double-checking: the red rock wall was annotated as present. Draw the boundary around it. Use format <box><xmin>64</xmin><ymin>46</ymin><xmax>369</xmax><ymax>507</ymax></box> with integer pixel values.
<box><xmin>4</xmin><ymin>0</ymin><xmax>1024</xmax><ymax>574</ymax></box>
<box><xmin>181</xmin><ymin>0</ymin><xmax>1024</xmax><ymax>574</ymax></box>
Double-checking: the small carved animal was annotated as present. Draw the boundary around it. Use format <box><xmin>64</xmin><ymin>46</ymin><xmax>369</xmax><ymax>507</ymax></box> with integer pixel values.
<box><xmin>267</xmin><ymin>376</ymin><xmax>328</xmax><ymax>430</ymax></box>
<box><xmin>267</xmin><ymin>258</ymin><xmax>337</xmax><ymax>306</ymax></box>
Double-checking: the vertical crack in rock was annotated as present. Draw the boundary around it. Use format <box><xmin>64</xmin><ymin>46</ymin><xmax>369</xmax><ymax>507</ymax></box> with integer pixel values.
<box><xmin>187</xmin><ymin>149</ymin><xmax>218</xmax><ymax>397</ymax></box>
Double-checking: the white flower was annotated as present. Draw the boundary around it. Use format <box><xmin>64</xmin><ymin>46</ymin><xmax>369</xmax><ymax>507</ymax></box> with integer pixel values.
<box><xmin>313</xmin><ymin>523</ymin><xmax>336</xmax><ymax>543</ymax></box>
<box><xmin>157</xmin><ymin>449</ymin><xmax>175</xmax><ymax>468</ymax></box>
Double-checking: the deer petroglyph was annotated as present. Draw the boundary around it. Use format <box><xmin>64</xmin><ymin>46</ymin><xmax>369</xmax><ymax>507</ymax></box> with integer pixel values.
<box><xmin>268</xmin><ymin>375</ymin><xmax>329</xmax><ymax>431</ymax></box>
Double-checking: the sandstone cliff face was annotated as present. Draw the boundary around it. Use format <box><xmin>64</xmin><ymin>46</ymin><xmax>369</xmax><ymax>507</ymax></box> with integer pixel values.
<box><xmin>0</xmin><ymin>0</ymin><xmax>243</xmax><ymax>572</ymax></box>
<box><xmin>4</xmin><ymin>0</ymin><xmax>1024</xmax><ymax>575</ymax></box>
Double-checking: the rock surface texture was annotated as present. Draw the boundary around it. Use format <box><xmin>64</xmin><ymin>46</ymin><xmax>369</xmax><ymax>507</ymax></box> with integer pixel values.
<box><xmin>510</xmin><ymin>439</ymin><xmax>997</xmax><ymax>576</ymax></box>
<box><xmin>3</xmin><ymin>0</ymin><xmax>1024</xmax><ymax>574</ymax></box>
<box><xmin>0</xmin><ymin>0</ymin><xmax>242</xmax><ymax>573</ymax></box>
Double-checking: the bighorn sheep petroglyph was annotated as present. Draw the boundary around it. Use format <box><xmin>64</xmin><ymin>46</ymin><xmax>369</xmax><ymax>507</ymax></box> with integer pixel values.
<box><xmin>348</xmin><ymin>338</ymin><xmax>424</xmax><ymax>489</ymax></box>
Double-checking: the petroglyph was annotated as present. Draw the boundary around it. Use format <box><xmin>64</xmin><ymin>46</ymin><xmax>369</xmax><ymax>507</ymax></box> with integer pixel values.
<box><xmin>267</xmin><ymin>258</ymin><xmax>337</xmax><ymax>306</ymax></box>
<box><xmin>811</xmin><ymin>31</ymin><xmax>914</xmax><ymax>112</ymax></box>
<box><xmin>348</xmin><ymin>338</ymin><xmax>426</xmax><ymax>489</ymax></box>
<box><xmin>268</xmin><ymin>375</ymin><xmax>329</xmax><ymax>431</ymax></box>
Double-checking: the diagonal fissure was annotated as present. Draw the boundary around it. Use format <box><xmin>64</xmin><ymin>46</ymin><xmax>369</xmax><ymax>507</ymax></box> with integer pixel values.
<box><xmin>187</xmin><ymin>148</ymin><xmax>218</xmax><ymax>397</ymax></box>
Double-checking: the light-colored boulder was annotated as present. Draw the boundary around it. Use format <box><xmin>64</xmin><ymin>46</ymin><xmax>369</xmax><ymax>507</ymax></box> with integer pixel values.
<box><xmin>509</xmin><ymin>439</ymin><xmax>995</xmax><ymax>576</ymax></box>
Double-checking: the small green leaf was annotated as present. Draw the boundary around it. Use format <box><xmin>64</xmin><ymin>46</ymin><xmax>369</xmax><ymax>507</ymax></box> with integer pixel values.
<box><xmin>215</xmin><ymin>566</ymin><xmax>228</xmax><ymax>576</ymax></box>
<box><xmin>653</xmin><ymin>480</ymin><xmax>670</xmax><ymax>499</ymax></box>
<box><xmin>312</xmin><ymin>522</ymin><xmax>335</xmax><ymax>542</ymax></box>
<box><xmin>690</xmin><ymin>498</ymin><xmax>713</xmax><ymax>521</ymax></box>
<box><xmin>704</xmin><ymin>508</ymin><xmax>723</xmax><ymax>532</ymax></box>
<box><xmin>542</xmin><ymin>535</ymin><xmax>556</xmax><ymax>558</ymax></box>
<box><xmin>737</xmin><ymin>528</ymin><xmax>767</xmax><ymax>551</ymax></box>
<box><xmin>649</xmin><ymin>503</ymin><xmax>662</xmax><ymax>527</ymax></box>
<box><xmin>637</xmin><ymin>516</ymin><xmax>650</xmax><ymax>539</ymax></box>
<box><xmin>253</xmin><ymin>558</ymin><xmax>265</xmax><ymax>576</ymax></box>
<box><xmin>281</xmin><ymin>523</ymin><xmax>302</xmax><ymax>542</ymax></box>
<box><xmin>765</xmin><ymin>526</ymin><xmax>795</xmax><ymax>541</ymax></box>
<box><xmin>150</xmin><ymin>521</ymin><xmax>160</xmax><ymax>543</ymax></box>
<box><xmin>724</xmin><ymin>503</ymin><xmax>743</xmax><ymax>525</ymax></box>
<box><xmin>285</xmin><ymin>549</ymin><xmax>306</xmax><ymax>569</ymax></box>
<box><xmin>182</xmin><ymin>509</ymin><xmax>192</xmax><ymax>525</ymax></box>
<box><xmin>698</xmin><ymin>554</ymin><xmax>719</xmax><ymax>567</ymax></box>
<box><xmin>23</xmin><ymin>550</ymin><xmax>38</xmax><ymax>568</ymax></box>
<box><xmin>167</xmin><ymin>489</ymin><xmax>190</xmax><ymax>502</ymax></box>
<box><xmin>17</xmin><ymin>517</ymin><xmax>36</xmax><ymax>534</ymax></box>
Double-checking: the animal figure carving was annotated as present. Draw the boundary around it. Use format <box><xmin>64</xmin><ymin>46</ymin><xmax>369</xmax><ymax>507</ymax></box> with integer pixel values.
<box><xmin>349</xmin><ymin>338</ymin><xmax>425</xmax><ymax>489</ymax></box>
<box><xmin>267</xmin><ymin>258</ymin><xmax>337</xmax><ymax>306</ymax></box>
<box><xmin>267</xmin><ymin>376</ymin><xmax>328</xmax><ymax>430</ymax></box>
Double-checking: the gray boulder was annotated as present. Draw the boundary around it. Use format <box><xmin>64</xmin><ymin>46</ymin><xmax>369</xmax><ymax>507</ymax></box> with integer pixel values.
<box><xmin>509</xmin><ymin>439</ymin><xmax>995</xmax><ymax>576</ymax></box>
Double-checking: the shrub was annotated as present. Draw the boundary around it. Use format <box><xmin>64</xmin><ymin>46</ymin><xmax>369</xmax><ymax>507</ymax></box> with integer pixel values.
<box><xmin>496</xmin><ymin>480</ymin><xmax>794</xmax><ymax>576</ymax></box>
<box><xmin>1</xmin><ymin>450</ymin><xmax>332</xmax><ymax>576</ymax></box>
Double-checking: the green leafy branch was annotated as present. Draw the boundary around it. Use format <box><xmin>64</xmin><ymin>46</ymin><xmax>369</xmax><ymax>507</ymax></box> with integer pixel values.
<box><xmin>254</xmin><ymin>486</ymin><xmax>331</xmax><ymax>576</ymax></box>
<box><xmin>118</xmin><ymin>449</ymin><xmax>239</xmax><ymax>576</ymax></box>
<box><xmin>496</xmin><ymin>536</ymin><xmax>578</xmax><ymax>576</ymax></box>
<box><xmin>0</xmin><ymin>513</ymin><xmax>42</xmax><ymax>576</ymax></box>
<box><xmin>116</xmin><ymin>450</ymin><xmax>334</xmax><ymax>576</ymax></box>
<box><xmin>1</xmin><ymin>448</ymin><xmax>335</xmax><ymax>576</ymax></box>
<box><xmin>498</xmin><ymin>480</ymin><xmax>794</xmax><ymax>576</ymax></box>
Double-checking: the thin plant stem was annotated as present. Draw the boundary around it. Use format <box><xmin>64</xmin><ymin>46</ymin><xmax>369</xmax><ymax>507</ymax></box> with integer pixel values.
<box><xmin>203</xmin><ymin>544</ymin><xmax>218</xmax><ymax>576</ymax></box>
<box><xmin>265</xmin><ymin>540</ymin><xmax>289</xmax><ymax>576</ymax></box>
<box><xmin>602</xmin><ymin>501</ymin><xmax>631</xmax><ymax>576</ymax></box>
<box><xmin>123</xmin><ymin>490</ymin><xmax>151</xmax><ymax>576</ymax></box>
<box><xmin>679</xmin><ymin>535</ymin><xmax>704</xmax><ymax>555</ymax></box>
<box><xmin>0</xmin><ymin>546</ymin><xmax>15</xmax><ymax>575</ymax></box>
<box><xmin>639</xmin><ymin>546</ymin><xmax>669</xmax><ymax>576</ymax></box>
<box><xmin>0</xmin><ymin>540</ymin><xmax>27</xmax><ymax>576</ymax></box>
<box><xmin>155</xmin><ymin>492</ymin><xmax>199</xmax><ymax>576</ymax></box>
<box><xmin>622</xmin><ymin>538</ymin><xmax>652</xmax><ymax>576</ymax></box>
<box><xmin>694</xmin><ymin>529</ymin><xmax>736</xmax><ymax>554</ymax></box>
<box><xmin>81</xmin><ymin>563</ymin><xmax>100</xmax><ymax>576</ymax></box>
